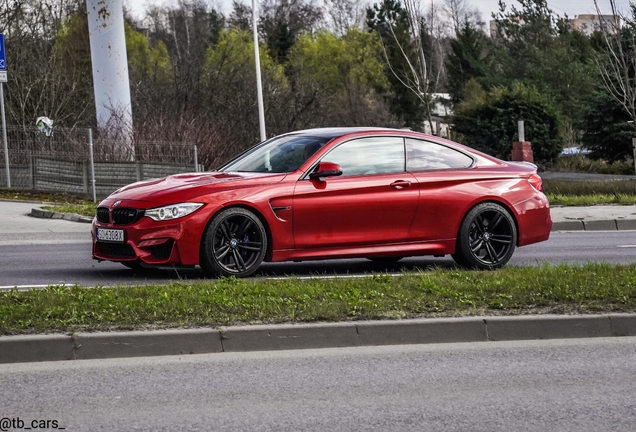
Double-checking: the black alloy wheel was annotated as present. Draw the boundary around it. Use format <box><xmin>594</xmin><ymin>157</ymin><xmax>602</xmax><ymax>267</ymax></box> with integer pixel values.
<box><xmin>201</xmin><ymin>207</ymin><xmax>268</xmax><ymax>278</ymax></box>
<box><xmin>452</xmin><ymin>202</ymin><xmax>517</xmax><ymax>270</ymax></box>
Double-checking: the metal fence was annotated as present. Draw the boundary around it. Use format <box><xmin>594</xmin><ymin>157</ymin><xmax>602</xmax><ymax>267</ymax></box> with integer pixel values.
<box><xmin>0</xmin><ymin>126</ymin><xmax>202</xmax><ymax>200</ymax></box>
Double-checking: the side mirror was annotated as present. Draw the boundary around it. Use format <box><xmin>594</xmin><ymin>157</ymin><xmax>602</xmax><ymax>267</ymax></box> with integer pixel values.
<box><xmin>309</xmin><ymin>162</ymin><xmax>343</xmax><ymax>180</ymax></box>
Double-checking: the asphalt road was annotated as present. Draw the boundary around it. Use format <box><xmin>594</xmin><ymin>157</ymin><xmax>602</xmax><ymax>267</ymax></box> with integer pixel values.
<box><xmin>0</xmin><ymin>231</ymin><xmax>635</xmax><ymax>287</ymax></box>
<box><xmin>1</xmin><ymin>337</ymin><xmax>635</xmax><ymax>431</ymax></box>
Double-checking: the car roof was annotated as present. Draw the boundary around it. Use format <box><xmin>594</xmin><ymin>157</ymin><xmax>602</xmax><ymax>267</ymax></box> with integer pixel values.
<box><xmin>284</xmin><ymin>127</ymin><xmax>407</xmax><ymax>140</ymax></box>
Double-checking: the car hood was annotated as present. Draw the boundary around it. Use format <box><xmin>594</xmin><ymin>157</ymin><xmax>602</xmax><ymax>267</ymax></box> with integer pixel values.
<box><xmin>102</xmin><ymin>171</ymin><xmax>286</xmax><ymax>206</ymax></box>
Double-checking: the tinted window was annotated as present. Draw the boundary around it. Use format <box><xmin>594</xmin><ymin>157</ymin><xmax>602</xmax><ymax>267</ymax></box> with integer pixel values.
<box><xmin>406</xmin><ymin>139</ymin><xmax>473</xmax><ymax>171</ymax></box>
<box><xmin>322</xmin><ymin>137</ymin><xmax>405</xmax><ymax>177</ymax></box>
<box><xmin>221</xmin><ymin>135</ymin><xmax>331</xmax><ymax>173</ymax></box>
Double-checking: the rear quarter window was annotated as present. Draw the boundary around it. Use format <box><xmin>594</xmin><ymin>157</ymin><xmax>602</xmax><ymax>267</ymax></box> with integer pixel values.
<box><xmin>406</xmin><ymin>138</ymin><xmax>473</xmax><ymax>172</ymax></box>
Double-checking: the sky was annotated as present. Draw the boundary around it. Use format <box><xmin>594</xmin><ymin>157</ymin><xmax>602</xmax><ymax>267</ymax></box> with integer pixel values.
<box><xmin>127</xmin><ymin>0</ymin><xmax>633</xmax><ymax>22</ymax></box>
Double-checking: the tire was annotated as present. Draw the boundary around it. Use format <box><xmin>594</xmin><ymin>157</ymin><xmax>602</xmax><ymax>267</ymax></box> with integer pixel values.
<box><xmin>452</xmin><ymin>202</ymin><xmax>517</xmax><ymax>270</ymax></box>
<box><xmin>200</xmin><ymin>207</ymin><xmax>268</xmax><ymax>278</ymax></box>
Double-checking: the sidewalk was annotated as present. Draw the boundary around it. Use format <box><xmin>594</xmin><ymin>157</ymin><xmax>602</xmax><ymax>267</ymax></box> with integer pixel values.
<box><xmin>550</xmin><ymin>205</ymin><xmax>636</xmax><ymax>231</ymax></box>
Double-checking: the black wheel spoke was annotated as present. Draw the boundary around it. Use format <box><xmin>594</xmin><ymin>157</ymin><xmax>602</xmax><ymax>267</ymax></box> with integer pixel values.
<box><xmin>473</xmin><ymin>215</ymin><xmax>485</xmax><ymax>234</ymax></box>
<box><xmin>232</xmin><ymin>249</ymin><xmax>246</xmax><ymax>271</ymax></box>
<box><xmin>237</xmin><ymin>218</ymin><xmax>253</xmax><ymax>237</ymax></box>
<box><xmin>470</xmin><ymin>239</ymin><xmax>484</xmax><ymax>253</ymax></box>
<box><xmin>215</xmin><ymin>244</ymin><xmax>230</xmax><ymax>259</ymax></box>
<box><xmin>490</xmin><ymin>234</ymin><xmax>512</xmax><ymax>245</ymax></box>
<box><xmin>485</xmin><ymin>242</ymin><xmax>499</xmax><ymax>263</ymax></box>
<box><xmin>238</xmin><ymin>242</ymin><xmax>262</xmax><ymax>252</ymax></box>
<box><xmin>489</xmin><ymin>213</ymin><xmax>503</xmax><ymax>231</ymax></box>
<box><xmin>219</xmin><ymin>221</ymin><xmax>233</xmax><ymax>242</ymax></box>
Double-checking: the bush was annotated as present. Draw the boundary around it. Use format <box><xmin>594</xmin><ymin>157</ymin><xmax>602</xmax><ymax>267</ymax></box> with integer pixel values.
<box><xmin>578</xmin><ymin>91</ymin><xmax>634</xmax><ymax>163</ymax></box>
<box><xmin>452</xmin><ymin>81</ymin><xmax>563</xmax><ymax>164</ymax></box>
<box><xmin>550</xmin><ymin>154</ymin><xmax>635</xmax><ymax>175</ymax></box>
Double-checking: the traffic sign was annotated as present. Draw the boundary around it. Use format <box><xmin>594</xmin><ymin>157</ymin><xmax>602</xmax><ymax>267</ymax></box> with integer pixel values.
<box><xmin>0</xmin><ymin>34</ymin><xmax>6</xmax><ymax>71</ymax></box>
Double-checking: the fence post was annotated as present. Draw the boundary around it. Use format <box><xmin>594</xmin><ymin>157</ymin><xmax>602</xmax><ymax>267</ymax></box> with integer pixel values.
<box><xmin>1</xmin><ymin>83</ymin><xmax>9</xmax><ymax>188</ymax></box>
<box><xmin>29</xmin><ymin>152</ymin><xmax>35</xmax><ymax>190</ymax></box>
<box><xmin>633</xmin><ymin>138</ymin><xmax>636</xmax><ymax>176</ymax></box>
<box><xmin>136</xmin><ymin>161</ymin><xmax>142</xmax><ymax>181</ymax></box>
<box><xmin>88</xmin><ymin>128</ymin><xmax>97</xmax><ymax>203</ymax></box>
<box><xmin>194</xmin><ymin>144</ymin><xmax>199</xmax><ymax>172</ymax></box>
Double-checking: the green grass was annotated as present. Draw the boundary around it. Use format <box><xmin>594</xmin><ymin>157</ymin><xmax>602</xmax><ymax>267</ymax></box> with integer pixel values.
<box><xmin>543</xmin><ymin>180</ymin><xmax>636</xmax><ymax>206</ymax></box>
<box><xmin>1</xmin><ymin>264</ymin><xmax>635</xmax><ymax>335</ymax></box>
<box><xmin>0</xmin><ymin>189</ymin><xmax>93</xmax><ymax>205</ymax></box>
<box><xmin>41</xmin><ymin>203</ymin><xmax>97</xmax><ymax>218</ymax></box>
<box><xmin>546</xmin><ymin>194</ymin><xmax>636</xmax><ymax>206</ymax></box>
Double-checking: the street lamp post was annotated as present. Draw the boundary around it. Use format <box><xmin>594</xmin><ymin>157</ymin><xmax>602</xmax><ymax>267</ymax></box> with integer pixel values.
<box><xmin>252</xmin><ymin>0</ymin><xmax>267</xmax><ymax>142</ymax></box>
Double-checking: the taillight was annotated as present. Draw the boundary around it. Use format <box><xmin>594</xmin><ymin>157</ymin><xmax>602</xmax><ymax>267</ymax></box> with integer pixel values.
<box><xmin>528</xmin><ymin>174</ymin><xmax>543</xmax><ymax>192</ymax></box>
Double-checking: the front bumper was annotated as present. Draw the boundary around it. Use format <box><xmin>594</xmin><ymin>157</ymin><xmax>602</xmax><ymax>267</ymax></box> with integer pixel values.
<box><xmin>92</xmin><ymin>211</ymin><xmax>209</xmax><ymax>266</ymax></box>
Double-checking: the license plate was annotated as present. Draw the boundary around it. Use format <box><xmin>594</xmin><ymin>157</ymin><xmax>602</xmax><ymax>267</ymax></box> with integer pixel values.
<box><xmin>96</xmin><ymin>228</ymin><xmax>124</xmax><ymax>243</ymax></box>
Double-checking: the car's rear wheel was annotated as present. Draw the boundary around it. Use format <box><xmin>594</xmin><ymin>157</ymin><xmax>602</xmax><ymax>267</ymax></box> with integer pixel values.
<box><xmin>200</xmin><ymin>207</ymin><xmax>267</xmax><ymax>278</ymax></box>
<box><xmin>452</xmin><ymin>202</ymin><xmax>517</xmax><ymax>270</ymax></box>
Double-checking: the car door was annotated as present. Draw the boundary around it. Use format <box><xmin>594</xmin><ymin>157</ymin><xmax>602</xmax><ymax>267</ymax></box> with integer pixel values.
<box><xmin>404</xmin><ymin>138</ymin><xmax>476</xmax><ymax>242</ymax></box>
<box><xmin>292</xmin><ymin>136</ymin><xmax>419</xmax><ymax>249</ymax></box>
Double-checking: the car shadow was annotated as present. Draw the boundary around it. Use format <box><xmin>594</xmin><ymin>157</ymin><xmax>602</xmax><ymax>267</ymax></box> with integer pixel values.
<box><xmin>98</xmin><ymin>256</ymin><xmax>460</xmax><ymax>282</ymax></box>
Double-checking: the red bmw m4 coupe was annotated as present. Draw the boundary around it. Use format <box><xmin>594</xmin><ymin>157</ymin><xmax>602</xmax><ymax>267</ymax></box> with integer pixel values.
<box><xmin>92</xmin><ymin>127</ymin><xmax>552</xmax><ymax>277</ymax></box>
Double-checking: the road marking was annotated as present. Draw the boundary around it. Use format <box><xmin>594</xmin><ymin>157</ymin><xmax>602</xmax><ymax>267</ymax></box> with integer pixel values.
<box><xmin>0</xmin><ymin>283</ymin><xmax>79</xmax><ymax>291</ymax></box>
<box><xmin>617</xmin><ymin>245</ymin><xmax>636</xmax><ymax>248</ymax></box>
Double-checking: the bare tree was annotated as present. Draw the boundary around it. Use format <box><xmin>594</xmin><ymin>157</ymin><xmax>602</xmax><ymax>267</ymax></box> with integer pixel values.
<box><xmin>442</xmin><ymin>0</ymin><xmax>484</xmax><ymax>33</ymax></box>
<box><xmin>379</xmin><ymin>0</ymin><xmax>445</xmax><ymax>132</ymax></box>
<box><xmin>593</xmin><ymin>0</ymin><xmax>636</xmax><ymax>128</ymax></box>
<box><xmin>323</xmin><ymin>0</ymin><xmax>368</xmax><ymax>34</ymax></box>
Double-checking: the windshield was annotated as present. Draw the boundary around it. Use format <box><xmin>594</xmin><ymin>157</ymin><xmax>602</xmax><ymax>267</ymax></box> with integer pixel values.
<box><xmin>220</xmin><ymin>134</ymin><xmax>332</xmax><ymax>173</ymax></box>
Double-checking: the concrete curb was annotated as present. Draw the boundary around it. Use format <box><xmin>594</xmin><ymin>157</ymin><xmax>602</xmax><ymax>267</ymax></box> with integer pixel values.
<box><xmin>551</xmin><ymin>219</ymin><xmax>636</xmax><ymax>231</ymax></box>
<box><xmin>2</xmin><ymin>314</ymin><xmax>635</xmax><ymax>364</ymax></box>
<box><xmin>29</xmin><ymin>208</ymin><xmax>92</xmax><ymax>223</ymax></box>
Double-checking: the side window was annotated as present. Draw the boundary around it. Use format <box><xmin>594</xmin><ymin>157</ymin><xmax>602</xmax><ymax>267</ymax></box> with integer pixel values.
<box><xmin>322</xmin><ymin>137</ymin><xmax>405</xmax><ymax>177</ymax></box>
<box><xmin>406</xmin><ymin>138</ymin><xmax>473</xmax><ymax>172</ymax></box>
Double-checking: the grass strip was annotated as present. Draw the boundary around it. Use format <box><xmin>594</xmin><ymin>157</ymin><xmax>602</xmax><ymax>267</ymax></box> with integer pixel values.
<box><xmin>1</xmin><ymin>263</ymin><xmax>635</xmax><ymax>335</ymax></box>
<box><xmin>546</xmin><ymin>194</ymin><xmax>636</xmax><ymax>206</ymax></box>
<box><xmin>41</xmin><ymin>203</ymin><xmax>97</xmax><ymax>218</ymax></box>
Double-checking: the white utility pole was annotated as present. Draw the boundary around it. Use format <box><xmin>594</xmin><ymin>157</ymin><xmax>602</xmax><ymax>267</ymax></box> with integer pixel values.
<box><xmin>86</xmin><ymin>0</ymin><xmax>134</xmax><ymax>154</ymax></box>
<box><xmin>252</xmin><ymin>0</ymin><xmax>267</xmax><ymax>142</ymax></box>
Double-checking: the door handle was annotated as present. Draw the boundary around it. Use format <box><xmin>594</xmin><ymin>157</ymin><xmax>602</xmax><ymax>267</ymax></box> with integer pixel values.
<box><xmin>390</xmin><ymin>180</ymin><xmax>412</xmax><ymax>189</ymax></box>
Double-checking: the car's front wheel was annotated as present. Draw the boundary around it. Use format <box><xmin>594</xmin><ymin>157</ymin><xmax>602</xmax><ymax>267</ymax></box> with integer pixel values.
<box><xmin>452</xmin><ymin>202</ymin><xmax>517</xmax><ymax>270</ymax></box>
<box><xmin>200</xmin><ymin>207</ymin><xmax>268</xmax><ymax>278</ymax></box>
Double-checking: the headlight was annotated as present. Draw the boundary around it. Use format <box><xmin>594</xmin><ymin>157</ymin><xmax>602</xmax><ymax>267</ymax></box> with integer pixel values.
<box><xmin>144</xmin><ymin>203</ymin><xmax>204</xmax><ymax>221</ymax></box>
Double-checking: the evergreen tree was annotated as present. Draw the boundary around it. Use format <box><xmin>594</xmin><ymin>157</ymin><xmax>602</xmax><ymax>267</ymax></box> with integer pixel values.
<box><xmin>446</xmin><ymin>22</ymin><xmax>491</xmax><ymax>105</ymax></box>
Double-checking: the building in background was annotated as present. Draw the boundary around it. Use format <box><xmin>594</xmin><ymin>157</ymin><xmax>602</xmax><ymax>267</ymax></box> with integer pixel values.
<box><xmin>568</xmin><ymin>14</ymin><xmax>620</xmax><ymax>35</ymax></box>
<box><xmin>489</xmin><ymin>14</ymin><xmax>621</xmax><ymax>38</ymax></box>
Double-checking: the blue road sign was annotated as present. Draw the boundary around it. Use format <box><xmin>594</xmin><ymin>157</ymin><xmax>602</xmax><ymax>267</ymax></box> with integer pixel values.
<box><xmin>0</xmin><ymin>34</ymin><xmax>6</xmax><ymax>71</ymax></box>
